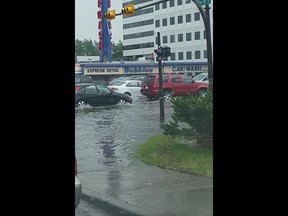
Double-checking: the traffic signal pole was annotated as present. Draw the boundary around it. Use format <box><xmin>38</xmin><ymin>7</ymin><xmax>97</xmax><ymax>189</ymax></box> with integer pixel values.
<box><xmin>157</xmin><ymin>32</ymin><xmax>165</xmax><ymax>123</ymax></box>
<box><xmin>192</xmin><ymin>0</ymin><xmax>213</xmax><ymax>84</ymax></box>
<box><xmin>133</xmin><ymin>0</ymin><xmax>170</xmax><ymax>12</ymax></box>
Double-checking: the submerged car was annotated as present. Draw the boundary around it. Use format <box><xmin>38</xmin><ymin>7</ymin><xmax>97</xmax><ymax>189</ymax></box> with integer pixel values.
<box><xmin>75</xmin><ymin>83</ymin><xmax>132</xmax><ymax>107</ymax></box>
<box><xmin>75</xmin><ymin>157</ymin><xmax>82</xmax><ymax>209</ymax></box>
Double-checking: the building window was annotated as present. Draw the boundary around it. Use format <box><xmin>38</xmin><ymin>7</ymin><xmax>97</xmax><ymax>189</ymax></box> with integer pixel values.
<box><xmin>186</xmin><ymin>32</ymin><xmax>192</xmax><ymax>41</ymax></box>
<box><xmin>170</xmin><ymin>17</ymin><xmax>175</xmax><ymax>25</ymax></box>
<box><xmin>162</xmin><ymin>18</ymin><xmax>167</xmax><ymax>26</ymax></box>
<box><xmin>204</xmin><ymin>50</ymin><xmax>207</xmax><ymax>59</ymax></box>
<box><xmin>155</xmin><ymin>4</ymin><xmax>160</xmax><ymax>10</ymax></box>
<box><xmin>195</xmin><ymin>31</ymin><xmax>200</xmax><ymax>40</ymax></box>
<box><xmin>194</xmin><ymin>12</ymin><xmax>200</xmax><ymax>21</ymax></box>
<box><xmin>162</xmin><ymin>1</ymin><xmax>167</xmax><ymax>9</ymax></box>
<box><xmin>170</xmin><ymin>35</ymin><xmax>175</xmax><ymax>43</ymax></box>
<box><xmin>123</xmin><ymin>19</ymin><xmax>154</xmax><ymax>29</ymax></box>
<box><xmin>155</xmin><ymin>20</ymin><xmax>160</xmax><ymax>28</ymax></box>
<box><xmin>178</xmin><ymin>15</ymin><xmax>183</xmax><ymax>24</ymax></box>
<box><xmin>163</xmin><ymin>36</ymin><xmax>168</xmax><ymax>44</ymax></box>
<box><xmin>171</xmin><ymin>53</ymin><xmax>176</xmax><ymax>60</ymax></box>
<box><xmin>195</xmin><ymin>50</ymin><xmax>201</xmax><ymax>59</ymax></box>
<box><xmin>124</xmin><ymin>30</ymin><xmax>154</xmax><ymax>40</ymax></box>
<box><xmin>186</xmin><ymin>0</ymin><xmax>191</xmax><ymax>3</ymax></box>
<box><xmin>178</xmin><ymin>34</ymin><xmax>183</xmax><ymax>42</ymax></box>
<box><xmin>170</xmin><ymin>0</ymin><xmax>175</xmax><ymax>7</ymax></box>
<box><xmin>177</xmin><ymin>0</ymin><xmax>183</xmax><ymax>6</ymax></box>
<box><xmin>178</xmin><ymin>52</ymin><xmax>184</xmax><ymax>60</ymax></box>
<box><xmin>203</xmin><ymin>30</ymin><xmax>206</xmax><ymax>39</ymax></box>
<box><xmin>186</xmin><ymin>14</ymin><xmax>191</xmax><ymax>23</ymax></box>
<box><xmin>186</xmin><ymin>51</ymin><xmax>192</xmax><ymax>60</ymax></box>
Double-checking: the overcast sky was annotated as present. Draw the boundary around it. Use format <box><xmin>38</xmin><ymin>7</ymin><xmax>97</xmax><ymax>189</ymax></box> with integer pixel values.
<box><xmin>75</xmin><ymin>0</ymin><xmax>123</xmax><ymax>43</ymax></box>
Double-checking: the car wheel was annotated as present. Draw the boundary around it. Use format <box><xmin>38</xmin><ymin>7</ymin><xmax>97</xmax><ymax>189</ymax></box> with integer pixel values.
<box><xmin>198</xmin><ymin>89</ymin><xmax>207</xmax><ymax>97</ymax></box>
<box><xmin>124</xmin><ymin>92</ymin><xmax>131</xmax><ymax>97</ymax></box>
<box><xmin>118</xmin><ymin>99</ymin><xmax>126</xmax><ymax>104</ymax></box>
<box><xmin>163</xmin><ymin>90</ymin><xmax>172</xmax><ymax>100</ymax></box>
<box><xmin>77</xmin><ymin>100</ymin><xmax>86</xmax><ymax>107</ymax></box>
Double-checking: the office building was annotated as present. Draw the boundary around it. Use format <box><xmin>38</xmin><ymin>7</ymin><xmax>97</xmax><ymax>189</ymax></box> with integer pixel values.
<box><xmin>122</xmin><ymin>0</ymin><xmax>213</xmax><ymax>62</ymax></box>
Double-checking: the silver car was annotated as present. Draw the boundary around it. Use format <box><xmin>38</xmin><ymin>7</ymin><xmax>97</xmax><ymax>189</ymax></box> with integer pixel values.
<box><xmin>107</xmin><ymin>80</ymin><xmax>143</xmax><ymax>98</ymax></box>
<box><xmin>192</xmin><ymin>73</ymin><xmax>209</xmax><ymax>83</ymax></box>
<box><xmin>75</xmin><ymin>158</ymin><xmax>82</xmax><ymax>209</ymax></box>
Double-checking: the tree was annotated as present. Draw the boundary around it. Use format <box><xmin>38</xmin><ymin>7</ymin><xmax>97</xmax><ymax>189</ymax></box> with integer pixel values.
<box><xmin>75</xmin><ymin>39</ymin><xmax>85</xmax><ymax>56</ymax></box>
<box><xmin>75</xmin><ymin>39</ymin><xmax>122</xmax><ymax>61</ymax></box>
<box><xmin>82</xmin><ymin>39</ymin><xmax>97</xmax><ymax>56</ymax></box>
<box><xmin>112</xmin><ymin>40</ymin><xmax>123</xmax><ymax>61</ymax></box>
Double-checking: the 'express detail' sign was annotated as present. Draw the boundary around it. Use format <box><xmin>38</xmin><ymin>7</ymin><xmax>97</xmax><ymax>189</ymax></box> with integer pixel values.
<box><xmin>87</xmin><ymin>68</ymin><xmax>120</xmax><ymax>73</ymax></box>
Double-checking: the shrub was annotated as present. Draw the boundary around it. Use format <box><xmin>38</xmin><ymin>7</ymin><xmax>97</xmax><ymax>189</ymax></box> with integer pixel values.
<box><xmin>161</xmin><ymin>90</ymin><xmax>213</xmax><ymax>149</ymax></box>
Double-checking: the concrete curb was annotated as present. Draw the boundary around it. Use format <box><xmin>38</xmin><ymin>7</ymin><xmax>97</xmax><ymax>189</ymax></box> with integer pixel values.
<box><xmin>81</xmin><ymin>186</ymin><xmax>158</xmax><ymax>216</ymax></box>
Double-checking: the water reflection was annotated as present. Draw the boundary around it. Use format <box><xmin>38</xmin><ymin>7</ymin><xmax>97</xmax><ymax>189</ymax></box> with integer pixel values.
<box><xmin>100</xmin><ymin>136</ymin><xmax>121</xmax><ymax>198</ymax></box>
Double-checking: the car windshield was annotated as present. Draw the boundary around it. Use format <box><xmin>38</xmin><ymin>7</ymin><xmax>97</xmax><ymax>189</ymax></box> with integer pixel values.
<box><xmin>111</xmin><ymin>81</ymin><xmax>126</xmax><ymax>86</ymax></box>
<box><xmin>193</xmin><ymin>74</ymin><xmax>207</xmax><ymax>81</ymax></box>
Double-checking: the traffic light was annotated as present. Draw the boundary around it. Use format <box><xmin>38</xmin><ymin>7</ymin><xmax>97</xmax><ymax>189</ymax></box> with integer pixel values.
<box><xmin>162</xmin><ymin>47</ymin><xmax>171</xmax><ymax>57</ymax></box>
<box><xmin>104</xmin><ymin>10</ymin><xmax>116</xmax><ymax>20</ymax></box>
<box><xmin>154</xmin><ymin>46</ymin><xmax>171</xmax><ymax>60</ymax></box>
<box><xmin>121</xmin><ymin>4</ymin><xmax>135</xmax><ymax>16</ymax></box>
<box><xmin>154</xmin><ymin>48</ymin><xmax>163</xmax><ymax>57</ymax></box>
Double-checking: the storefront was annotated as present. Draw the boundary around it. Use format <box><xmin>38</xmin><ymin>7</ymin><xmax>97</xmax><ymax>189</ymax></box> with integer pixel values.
<box><xmin>80</xmin><ymin>61</ymin><xmax>207</xmax><ymax>81</ymax></box>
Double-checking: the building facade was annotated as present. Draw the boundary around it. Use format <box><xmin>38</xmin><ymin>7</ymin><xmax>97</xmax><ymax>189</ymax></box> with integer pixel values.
<box><xmin>122</xmin><ymin>0</ymin><xmax>213</xmax><ymax>62</ymax></box>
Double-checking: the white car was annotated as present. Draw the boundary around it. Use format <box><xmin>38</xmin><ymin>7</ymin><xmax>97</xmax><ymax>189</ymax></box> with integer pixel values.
<box><xmin>193</xmin><ymin>73</ymin><xmax>209</xmax><ymax>83</ymax></box>
<box><xmin>75</xmin><ymin>158</ymin><xmax>82</xmax><ymax>209</ymax></box>
<box><xmin>108</xmin><ymin>80</ymin><xmax>143</xmax><ymax>98</ymax></box>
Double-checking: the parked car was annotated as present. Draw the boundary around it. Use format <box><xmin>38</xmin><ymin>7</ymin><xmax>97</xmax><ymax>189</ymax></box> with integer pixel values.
<box><xmin>75</xmin><ymin>75</ymin><xmax>93</xmax><ymax>91</ymax></box>
<box><xmin>193</xmin><ymin>72</ymin><xmax>209</xmax><ymax>83</ymax></box>
<box><xmin>75</xmin><ymin>83</ymin><xmax>132</xmax><ymax>107</ymax></box>
<box><xmin>75</xmin><ymin>157</ymin><xmax>82</xmax><ymax>209</ymax></box>
<box><xmin>107</xmin><ymin>80</ymin><xmax>143</xmax><ymax>98</ymax></box>
<box><xmin>140</xmin><ymin>73</ymin><xmax>208</xmax><ymax>100</ymax></box>
<box><xmin>75</xmin><ymin>75</ymin><xmax>93</xmax><ymax>84</ymax></box>
<box><xmin>108</xmin><ymin>75</ymin><xmax>144</xmax><ymax>86</ymax></box>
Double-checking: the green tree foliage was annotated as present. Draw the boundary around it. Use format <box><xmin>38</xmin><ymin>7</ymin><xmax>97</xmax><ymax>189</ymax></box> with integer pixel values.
<box><xmin>82</xmin><ymin>39</ymin><xmax>98</xmax><ymax>56</ymax></box>
<box><xmin>112</xmin><ymin>40</ymin><xmax>123</xmax><ymax>61</ymax></box>
<box><xmin>161</xmin><ymin>90</ymin><xmax>213</xmax><ymax>149</ymax></box>
<box><xmin>75</xmin><ymin>39</ymin><xmax>123</xmax><ymax>61</ymax></box>
<box><xmin>75</xmin><ymin>39</ymin><xmax>85</xmax><ymax>56</ymax></box>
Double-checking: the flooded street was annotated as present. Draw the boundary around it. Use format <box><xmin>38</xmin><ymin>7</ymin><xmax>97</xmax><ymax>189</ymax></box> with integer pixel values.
<box><xmin>75</xmin><ymin>97</ymin><xmax>173</xmax><ymax>196</ymax></box>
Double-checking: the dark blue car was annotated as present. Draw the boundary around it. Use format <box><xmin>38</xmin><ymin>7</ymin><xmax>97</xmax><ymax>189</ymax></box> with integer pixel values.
<box><xmin>75</xmin><ymin>83</ymin><xmax>132</xmax><ymax>107</ymax></box>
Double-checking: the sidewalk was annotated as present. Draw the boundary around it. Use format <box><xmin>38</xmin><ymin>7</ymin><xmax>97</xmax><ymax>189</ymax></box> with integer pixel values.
<box><xmin>79</xmin><ymin>158</ymin><xmax>213</xmax><ymax>216</ymax></box>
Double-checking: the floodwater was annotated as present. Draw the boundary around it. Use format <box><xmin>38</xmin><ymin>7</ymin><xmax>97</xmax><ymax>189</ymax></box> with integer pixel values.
<box><xmin>75</xmin><ymin>97</ymin><xmax>173</xmax><ymax>194</ymax></box>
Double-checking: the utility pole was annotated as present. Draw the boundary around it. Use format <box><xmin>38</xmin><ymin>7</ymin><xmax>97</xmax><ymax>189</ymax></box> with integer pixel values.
<box><xmin>156</xmin><ymin>32</ymin><xmax>165</xmax><ymax>123</ymax></box>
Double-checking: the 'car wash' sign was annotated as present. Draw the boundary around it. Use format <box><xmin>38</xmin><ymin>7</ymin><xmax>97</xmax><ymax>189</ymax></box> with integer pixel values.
<box><xmin>172</xmin><ymin>65</ymin><xmax>202</xmax><ymax>72</ymax></box>
<box><xmin>85</xmin><ymin>68</ymin><xmax>121</xmax><ymax>75</ymax></box>
<box><xmin>124</xmin><ymin>67</ymin><xmax>153</xmax><ymax>73</ymax></box>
